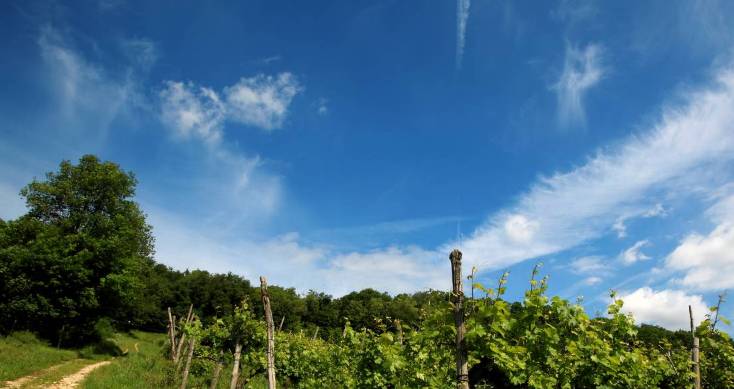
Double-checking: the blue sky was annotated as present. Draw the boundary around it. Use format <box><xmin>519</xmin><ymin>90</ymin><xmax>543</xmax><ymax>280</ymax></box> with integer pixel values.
<box><xmin>2</xmin><ymin>0</ymin><xmax>734</xmax><ymax>331</ymax></box>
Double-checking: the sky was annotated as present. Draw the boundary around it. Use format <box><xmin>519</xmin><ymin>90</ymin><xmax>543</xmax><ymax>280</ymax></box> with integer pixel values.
<box><xmin>1</xmin><ymin>0</ymin><xmax>734</xmax><ymax>331</ymax></box>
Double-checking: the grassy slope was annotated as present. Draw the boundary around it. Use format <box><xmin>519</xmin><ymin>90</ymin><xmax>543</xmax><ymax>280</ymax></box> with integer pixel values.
<box><xmin>0</xmin><ymin>331</ymin><xmax>78</xmax><ymax>382</ymax></box>
<box><xmin>81</xmin><ymin>331</ymin><xmax>268</xmax><ymax>389</ymax></box>
<box><xmin>80</xmin><ymin>331</ymin><xmax>173</xmax><ymax>389</ymax></box>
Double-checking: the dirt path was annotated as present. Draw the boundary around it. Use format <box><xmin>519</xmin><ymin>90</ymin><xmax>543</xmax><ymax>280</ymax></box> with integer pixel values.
<box><xmin>2</xmin><ymin>362</ymin><xmax>67</xmax><ymax>388</ymax></box>
<box><xmin>1</xmin><ymin>360</ymin><xmax>112</xmax><ymax>389</ymax></box>
<box><xmin>45</xmin><ymin>360</ymin><xmax>112</xmax><ymax>389</ymax></box>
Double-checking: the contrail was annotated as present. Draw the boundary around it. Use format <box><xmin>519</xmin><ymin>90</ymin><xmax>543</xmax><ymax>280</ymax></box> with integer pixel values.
<box><xmin>456</xmin><ymin>0</ymin><xmax>471</xmax><ymax>69</ymax></box>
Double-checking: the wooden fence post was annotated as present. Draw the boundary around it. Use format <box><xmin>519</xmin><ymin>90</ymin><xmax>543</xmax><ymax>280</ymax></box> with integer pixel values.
<box><xmin>168</xmin><ymin>307</ymin><xmax>177</xmax><ymax>361</ymax></box>
<box><xmin>260</xmin><ymin>276</ymin><xmax>277</xmax><ymax>389</ymax></box>
<box><xmin>279</xmin><ymin>316</ymin><xmax>285</xmax><ymax>332</ymax></box>
<box><xmin>449</xmin><ymin>249</ymin><xmax>469</xmax><ymax>389</ymax></box>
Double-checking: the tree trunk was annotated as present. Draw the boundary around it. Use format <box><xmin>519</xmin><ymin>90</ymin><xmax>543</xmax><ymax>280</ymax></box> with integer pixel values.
<box><xmin>209</xmin><ymin>351</ymin><xmax>224</xmax><ymax>389</ymax></box>
<box><xmin>449</xmin><ymin>249</ymin><xmax>469</xmax><ymax>389</ymax></box>
<box><xmin>180</xmin><ymin>338</ymin><xmax>196</xmax><ymax>389</ymax></box>
<box><xmin>260</xmin><ymin>276</ymin><xmax>277</xmax><ymax>389</ymax></box>
<box><xmin>168</xmin><ymin>307</ymin><xmax>177</xmax><ymax>361</ymax></box>
<box><xmin>229</xmin><ymin>341</ymin><xmax>242</xmax><ymax>389</ymax></box>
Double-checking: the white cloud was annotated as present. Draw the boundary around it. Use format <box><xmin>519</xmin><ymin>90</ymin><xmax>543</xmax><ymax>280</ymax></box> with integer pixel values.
<box><xmin>149</xmin><ymin>206</ymin><xmax>444</xmax><ymax>297</ymax></box>
<box><xmin>456</xmin><ymin>0</ymin><xmax>471</xmax><ymax>69</ymax></box>
<box><xmin>666</xmin><ymin>221</ymin><xmax>734</xmax><ymax>291</ymax></box>
<box><xmin>159</xmin><ymin>81</ymin><xmax>226</xmax><ymax>144</ymax></box>
<box><xmin>583</xmin><ymin>276</ymin><xmax>602</xmax><ymax>285</ymax></box>
<box><xmin>324</xmin><ymin>246</ymin><xmax>445</xmax><ymax>296</ymax></box>
<box><xmin>159</xmin><ymin>73</ymin><xmax>302</xmax><ymax>140</ymax></box>
<box><xmin>621</xmin><ymin>240</ymin><xmax>651</xmax><ymax>264</ymax></box>
<box><xmin>619</xmin><ymin>287</ymin><xmax>707</xmax><ymax>330</ymax></box>
<box><xmin>504</xmin><ymin>214</ymin><xmax>539</xmax><ymax>243</ymax></box>
<box><xmin>450</xmin><ymin>67</ymin><xmax>734</xmax><ymax>272</ymax></box>
<box><xmin>157</xmin><ymin>74</ymin><xmax>300</xmax><ymax>218</ymax></box>
<box><xmin>224</xmin><ymin>73</ymin><xmax>302</xmax><ymax>130</ymax></box>
<box><xmin>554</xmin><ymin>43</ymin><xmax>604</xmax><ymax>127</ymax></box>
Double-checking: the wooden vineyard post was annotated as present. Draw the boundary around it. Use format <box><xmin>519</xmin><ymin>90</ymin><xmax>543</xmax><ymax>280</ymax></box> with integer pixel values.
<box><xmin>693</xmin><ymin>337</ymin><xmax>701</xmax><ymax>389</ymax></box>
<box><xmin>449</xmin><ymin>249</ymin><xmax>469</xmax><ymax>389</ymax></box>
<box><xmin>689</xmin><ymin>305</ymin><xmax>701</xmax><ymax>389</ymax></box>
<box><xmin>229</xmin><ymin>342</ymin><xmax>242</xmax><ymax>389</ymax></box>
<box><xmin>168</xmin><ymin>307</ymin><xmax>176</xmax><ymax>361</ymax></box>
<box><xmin>175</xmin><ymin>305</ymin><xmax>194</xmax><ymax>366</ymax></box>
<box><xmin>209</xmin><ymin>350</ymin><xmax>224</xmax><ymax>389</ymax></box>
<box><xmin>180</xmin><ymin>337</ymin><xmax>196</xmax><ymax>389</ymax></box>
<box><xmin>260</xmin><ymin>276</ymin><xmax>277</xmax><ymax>389</ymax></box>
<box><xmin>279</xmin><ymin>316</ymin><xmax>285</xmax><ymax>332</ymax></box>
<box><xmin>312</xmin><ymin>327</ymin><xmax>319</xmax><ymax>340</ymax></box>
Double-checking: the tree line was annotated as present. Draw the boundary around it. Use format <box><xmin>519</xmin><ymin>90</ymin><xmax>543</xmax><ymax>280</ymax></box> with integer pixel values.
<box><xmin>0</xmin><ymin>155</ymin><xmax>445</xmax><ymax>345</ymax></box>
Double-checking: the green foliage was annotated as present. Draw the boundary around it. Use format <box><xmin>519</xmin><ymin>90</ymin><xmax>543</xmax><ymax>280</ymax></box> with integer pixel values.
<box><xmin>0</xmin><ymin>155</ymin><xmax>153</xmax><ymax>344</ymax></box>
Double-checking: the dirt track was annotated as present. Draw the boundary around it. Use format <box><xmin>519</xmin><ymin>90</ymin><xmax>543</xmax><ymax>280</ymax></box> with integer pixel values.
<box><xmin>2</xmin><ymin>360</ymin><xmax>111</xmax><ymax>389</ymax></box>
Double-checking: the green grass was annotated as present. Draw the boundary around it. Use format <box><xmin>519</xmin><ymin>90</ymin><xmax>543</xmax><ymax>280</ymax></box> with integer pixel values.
<box><xmin>0</xmin><ymin>331</ymin><xmax>78</xmax><ymax>382</ymax></box>
<box><xmin>80</xmin><ymin>331</ymin><xmax>175</xmax><ymax>389</ymax></box>
<box><xmin>81</xmin><ymin>331</ymin><xmax>269</xmax><ymax>389</ymax></box>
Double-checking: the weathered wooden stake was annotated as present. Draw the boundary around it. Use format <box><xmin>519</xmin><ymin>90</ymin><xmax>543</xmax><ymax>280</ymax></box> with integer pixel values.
<box><xmin>449</xmin><ymin>249</ymin><xmax>469</xmax><ymax>389</ymax></box>
<box><xmin>278</xmin><ymin>316</ymin><xmax>285</xmax><ymax>332</ymax></box>
<box><xmin>229</xmin><ymin>341</ymin><xmax>242</xmax><ymax>389</ymax></box>
<box><xmin>180</xmin><ymin>338</ymin><xmax>196</xmax><ymax>389</ymax></box>
<box><xmin>312</xmin><ymin>327</ymin><xmax>319</xmax><ymax>340</ymax></box>
<box><xmin>175</xmin><ymin>305</ymin><xmax>194</xmax><ymax>366</ymax></box>
<box><xmin>693</xmin><ymin>337</ymin><xmax>701</xmax><ymax>389</ymax></box>
<box><xmin>260</xmin><ymin>276</ymin><xmax>277</xmax><ymax>389</ymax></box>
<box><xmin>209</xmin><ymin>351</ymin><xmax>224</xmax><ymax>389</ymax></box>
<box><xmin>168</xmin><ymin>307</ymin><xmax>177</xmax><ymax>361</ymax></box>
<box><xmin>689</xmin><ymin>305</ymin><xmax>701</xmax><ymax>389</ymax></box>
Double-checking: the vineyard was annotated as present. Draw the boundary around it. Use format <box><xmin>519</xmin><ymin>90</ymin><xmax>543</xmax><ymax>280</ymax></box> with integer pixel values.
<box><xmin>163</xmin><ymin>259</ymin><xmax>734</xmax><ymax>388</ymax></box>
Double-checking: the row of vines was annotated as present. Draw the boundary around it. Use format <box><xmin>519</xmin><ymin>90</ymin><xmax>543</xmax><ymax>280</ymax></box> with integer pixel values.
<box><xmin>166</xmin><ymin>262</ymin><xmax>734</xmax><ymax>388</ymax></box>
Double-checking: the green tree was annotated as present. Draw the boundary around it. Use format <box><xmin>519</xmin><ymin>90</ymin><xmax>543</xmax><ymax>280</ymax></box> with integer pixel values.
<box><xmin>0</xmin><ymin>155</ymin><xmax>154</xmax><ymax>343</ymax></box>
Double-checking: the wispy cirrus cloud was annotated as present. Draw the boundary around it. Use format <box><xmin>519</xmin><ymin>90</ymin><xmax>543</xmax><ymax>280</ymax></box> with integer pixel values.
<box><xmin>554</xmin><ymin>43</ymin><xmax>604</xmax><ymax>127</ymax></box>
<box><xmin>456</xmin><ymin>0</ymin><xmax>471</xmax><ymax>69</ymax></box>
<box><xmin>449</xmin><ymin>67</ymin><xmax>734</xmax><ymax>277</ymax></box>
<box><xmin>38</xmin><ymin>26</ymin><xmax>141</xmax><ymax>140</ymax></box>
